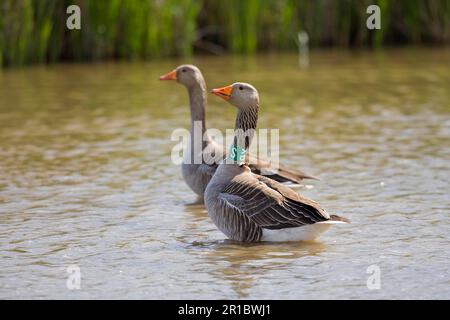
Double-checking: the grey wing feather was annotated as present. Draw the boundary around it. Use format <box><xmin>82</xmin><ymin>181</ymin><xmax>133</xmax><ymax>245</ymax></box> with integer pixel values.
<box><xmin>247</xmin><ymin>154</ymin><xmax>320</xmax><ymax>182</ymax></box>
<box><xmin>218</xmin><ymin>172</ymin><xmax>329</xmax><ymax>230</ymax></box>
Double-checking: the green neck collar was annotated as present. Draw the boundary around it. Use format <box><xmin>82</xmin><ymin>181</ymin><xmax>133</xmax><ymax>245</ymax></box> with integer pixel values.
<box><xmin>228</xmin><ymin>145</ymin><xmax>246</xmax><ymax>164</ymax></box>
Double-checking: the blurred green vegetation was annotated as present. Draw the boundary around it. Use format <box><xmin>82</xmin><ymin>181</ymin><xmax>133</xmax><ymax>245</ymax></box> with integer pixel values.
<box><xmin>0</xmin><ymin>0</ymin><xmax>449</xmax><ymax>66</ymax></box>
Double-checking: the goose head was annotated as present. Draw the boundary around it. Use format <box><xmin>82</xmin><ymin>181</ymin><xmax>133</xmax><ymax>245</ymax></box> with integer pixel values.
<box><xmin>211</xmin><ymin>82</ymin><xmax>259</xmax><ymax>111</ymax></box>
<box><xmin>159</xmin><ymin>64</ymin><xmax>204</xmax><ymax>89</ymax></box>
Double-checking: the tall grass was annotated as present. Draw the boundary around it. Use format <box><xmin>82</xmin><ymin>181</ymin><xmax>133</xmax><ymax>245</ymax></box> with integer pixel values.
<box><xmin>1</xmin><ymin>0</ymin><xmax>449</xmax><ymax>67</ymax></box>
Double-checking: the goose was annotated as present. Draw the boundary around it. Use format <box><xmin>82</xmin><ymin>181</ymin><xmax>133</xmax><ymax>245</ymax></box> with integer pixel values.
<box><xmin>160</xmin><ymin>65</ymin><xmax>318</xmax><ymax>199</ymax></box>
<box><xmin>204</xmin><ymin>82</ymin><xmax>349</xmax><ymax>242</ymax></box>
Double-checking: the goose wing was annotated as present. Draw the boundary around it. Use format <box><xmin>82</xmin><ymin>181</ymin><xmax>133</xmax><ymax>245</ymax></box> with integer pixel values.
<box><xmin>218</xmin><ymin>172</ymin><xmax>329</xmax><ymax>230</ymax></box>
<box><xmin>247</xmin><ymin>154</ymin><xmax>320</xmax><ymax>182</ymax></box>
<box><xmin>217</xmin><ymin>144</ymin><xmax>318</xmax><ymax>183</ymax></box>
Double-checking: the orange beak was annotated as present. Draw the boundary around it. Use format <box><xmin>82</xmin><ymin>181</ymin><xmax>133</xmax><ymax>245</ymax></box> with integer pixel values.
<box><xmin>159</xmin><ymin>70</ymin><xmax>177</xmax><ymax>81</ymax></box>
<box><xmin>211</xmin><ymin>85</ymin><xmax>233</xmax><ymax>100</ymax></box>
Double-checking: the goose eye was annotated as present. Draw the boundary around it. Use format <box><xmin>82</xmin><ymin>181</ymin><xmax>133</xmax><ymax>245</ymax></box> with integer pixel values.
<box><xmin>182</xmin><ymin>69</ymin><xmax>187</xmax><ymax>73</ymax></box>
<box><xmin>239</xmin><ymin>86</ymin><xmax>243</xmax><ymax>90</ymax></box>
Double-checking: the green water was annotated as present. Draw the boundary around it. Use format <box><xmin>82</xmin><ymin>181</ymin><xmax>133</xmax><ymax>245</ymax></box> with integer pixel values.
<box><xmin>0</xmin><ymin>48</ymin><xmax>449</xmax><ymax>299</ymax></box>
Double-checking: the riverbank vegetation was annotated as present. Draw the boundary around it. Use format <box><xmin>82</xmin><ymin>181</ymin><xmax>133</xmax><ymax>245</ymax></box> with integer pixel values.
<box><xmin>1</xmin><ymin>0</ymin><xmax>449</xmax><ymax>66</ymax></box>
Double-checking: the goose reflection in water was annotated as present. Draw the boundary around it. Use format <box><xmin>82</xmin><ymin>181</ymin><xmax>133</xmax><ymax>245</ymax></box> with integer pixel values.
<box><xmin>187</xmin><ymin>239</ymin><xmax>327</xmax><ymax>298</ymax></box>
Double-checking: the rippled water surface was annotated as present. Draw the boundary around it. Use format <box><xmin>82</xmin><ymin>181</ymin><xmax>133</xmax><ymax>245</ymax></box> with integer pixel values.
<box><xmin>0</xmin><ymin>48</ymin><xmax>449</xmax><ymax>299</ymax></box>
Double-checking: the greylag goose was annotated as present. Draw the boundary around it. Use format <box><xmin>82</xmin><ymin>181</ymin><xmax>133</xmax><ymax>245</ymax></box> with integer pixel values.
<box><xmin>160</xmin><ymin>65</ymin><xmax>318</xmax><ymax>198</ymax></box>
<box><xmin>205</xmin><ymin>82</ymin><xmax>349</xmax><ymax>242</ymax></box>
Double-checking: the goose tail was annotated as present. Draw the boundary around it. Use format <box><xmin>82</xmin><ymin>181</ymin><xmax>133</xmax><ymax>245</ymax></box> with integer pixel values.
<box><xmin>329</xmin><ymin>214</ymin><xmax>351</xmax><ymax>223</ymax></box>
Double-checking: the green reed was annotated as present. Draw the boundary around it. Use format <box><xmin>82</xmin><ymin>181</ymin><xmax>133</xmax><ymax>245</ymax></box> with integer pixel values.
<box><xmin>1</xmin><ymin>0</ymin><xmax>449</xmax><ymax>67</ymax></box>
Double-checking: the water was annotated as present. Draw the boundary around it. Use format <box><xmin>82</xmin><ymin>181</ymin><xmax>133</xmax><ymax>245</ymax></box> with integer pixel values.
<box><xmin>0</xmin><ymin>48</ymin><xmax>449</xmax><ymax>299</ymax></box>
